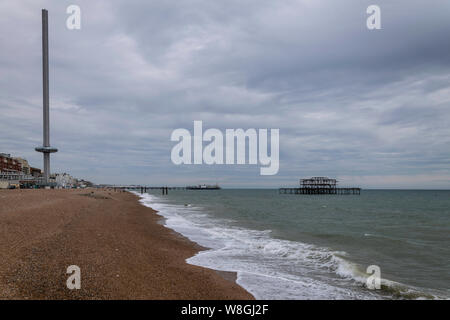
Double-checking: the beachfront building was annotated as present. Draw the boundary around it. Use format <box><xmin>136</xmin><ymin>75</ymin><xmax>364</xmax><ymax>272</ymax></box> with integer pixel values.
<box><xmin>0</xmin><ymin>171</ymin><xmax>22</xmax><ymax>189</ymax></box>
<box><xmin>76</xmin><ymin>179</ymin><xmax>94</xmax><ymax>188</ymax></box>
<box><xmin>14</xmin><ymin>157</ymin><xmax>31</xmax><ymax>175</ymax></box>
<box><xmin>0</xmin><ymin>181</ymin><xmax>10</xmax><ymax>189</ymax></box>
<box><xmin>0</xmin><ymin>179</ymin><xmax>19</xmax><ymax>189</ymax></box>
<box><xmin>51</xmin><ymin>173</ymin><xmax>76</xmax><ymax>188</ymax></box>
<box><xmin>0</xmin><ymin>153</ymin><xmax>44</xmax><ymax>188</ymax></box>
<box><xmin>0</xmin><ymin>153</ymin><xmax>23</xmax><ymax>189</ymax></box>
<box><xmin>30</xmin><ymin>167</ymin><xmax>42</xmax><ymax>177</ymax></box>
<box><xmin>0</xmin><ymin>153</ymin><xmax>22</xmax><ymax>172</ymax></box>
<box><xmin>0</xmin><ymin>153</ymin><xmax>89</xmax><ymax>189</ymax></box>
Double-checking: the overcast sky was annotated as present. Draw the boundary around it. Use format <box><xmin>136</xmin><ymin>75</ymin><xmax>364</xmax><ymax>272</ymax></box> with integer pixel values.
<box><xmin>1</xmin><ymin>0</ymin><xmax>450</xmax><ymax>188</ymax></box>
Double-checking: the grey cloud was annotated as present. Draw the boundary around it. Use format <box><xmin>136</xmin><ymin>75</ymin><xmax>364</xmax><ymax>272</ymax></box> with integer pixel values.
<box><xmin>0</xmin><ymin>0</ymin><xmax>449</xmax><ymax>188</ymax></box>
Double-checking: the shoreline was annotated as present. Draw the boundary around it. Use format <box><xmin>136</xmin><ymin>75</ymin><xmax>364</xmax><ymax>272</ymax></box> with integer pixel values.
<box><xmin>133</xmin><ymin>192</ymin><xmax>251</xmax><ymax>296</ymax></box>
<box><xmin>0</xmin><ymin>188</ymin><xmax>254</xmax><ymax>299</ymax></box>
<box><xmin>135</xmin><ymin>190</ymin><xmax>448</xmax><ymax>300</ymax></box>
<box><xmin>148</xmin><ymin>203</ymin><xmax>242</xmax><ymax>288</ymax></box>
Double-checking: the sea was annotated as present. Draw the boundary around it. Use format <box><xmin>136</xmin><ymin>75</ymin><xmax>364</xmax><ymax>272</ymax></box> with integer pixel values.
<box><xmin>133</xmin><ymin>189</ymin><xmax>450</xmax><ymax>300</ymax></box>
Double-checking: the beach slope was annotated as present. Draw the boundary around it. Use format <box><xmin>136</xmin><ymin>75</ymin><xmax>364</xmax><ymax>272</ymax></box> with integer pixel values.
<box><xmin>0</xmin><ymin>189</ymin><xmax>253</xmax><ymax>299</ymax></box>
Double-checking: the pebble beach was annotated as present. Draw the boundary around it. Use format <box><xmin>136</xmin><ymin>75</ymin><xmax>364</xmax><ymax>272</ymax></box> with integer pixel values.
<box><xmin>0</xmin><ymin>189</ymin><xmax>253</xmax><ymax>300</ymax></box>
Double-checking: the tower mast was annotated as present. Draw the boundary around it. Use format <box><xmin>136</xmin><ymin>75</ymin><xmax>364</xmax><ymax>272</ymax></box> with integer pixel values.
<box><xmin>35</xmin><ymin>9</ymin><xmax>57</xmax><ymax>185</ymax></box>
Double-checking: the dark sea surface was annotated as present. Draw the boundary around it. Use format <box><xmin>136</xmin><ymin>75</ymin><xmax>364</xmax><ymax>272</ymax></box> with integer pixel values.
<box><xmin>136</xmin><ymin>189</ymin><xmax>450</xmax><ymax>299</ymax></box>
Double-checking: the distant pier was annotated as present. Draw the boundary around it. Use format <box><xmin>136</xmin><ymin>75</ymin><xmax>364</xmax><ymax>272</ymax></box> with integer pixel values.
<box><xmin>103</xmin><ymin>184</ymin><xmax>222</xmax><ymax>195</ymax></box>
<box><xmin>279</xmin><ymin>177</ymin><xmax>361</xmax><ymax>195</ymax></box>
<box><xmin>101</xmin><ymin>185</ymin><xmax>186</xmax><ymax>195</ymax></box>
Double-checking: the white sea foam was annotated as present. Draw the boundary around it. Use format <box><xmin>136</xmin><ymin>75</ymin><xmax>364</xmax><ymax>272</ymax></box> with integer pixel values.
<box><xmin>134</xmin><ymin>192</ymin><xmax>396</xmax><ymax>299</ymax></box>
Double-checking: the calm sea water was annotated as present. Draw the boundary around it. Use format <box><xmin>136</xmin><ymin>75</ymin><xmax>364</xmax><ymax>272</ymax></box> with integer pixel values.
<box><xmin>135</xmin><ymin>189</ymin><xmax>450</xmax><ymax>299</ymax></box>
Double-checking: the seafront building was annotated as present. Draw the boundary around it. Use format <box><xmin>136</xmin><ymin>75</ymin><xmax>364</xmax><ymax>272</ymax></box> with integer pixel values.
<box><xmin>14</xmin><ymin>157</ymin><xmax>31</xmax><ymax>175</ymax></box>
<box><xmin>51</xmin><ymin>173</ymin><xmax>76</xmax><ymax>188</ymax></box>
<box><xmin>0</xmin><ymin>152</ymin><xmax>91</xmax><ymax>189</ymax></box>
<box><xmin>0</xmin><ymin>153</ymin><xmax>25</xmax><ymax>189</ymax></box>
<box><xmin>0</xmin><ymin>153</ymin><xmax>21</xmax><ymax>172</ymax></box>
<box><xmin>0</xmin><ymin>153</ymin><xmax>41</xmax><ymax>188</ymax></box>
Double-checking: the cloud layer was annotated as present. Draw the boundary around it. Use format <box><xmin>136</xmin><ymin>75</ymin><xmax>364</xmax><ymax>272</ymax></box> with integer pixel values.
<box><xmin>1</xmin><ymin>0</ymin><xmax>449</xmax><ymax>188</ymax></box>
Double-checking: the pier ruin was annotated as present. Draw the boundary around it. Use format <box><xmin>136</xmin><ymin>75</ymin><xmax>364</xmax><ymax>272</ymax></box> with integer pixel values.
<box><xmin>279</xmin><ymin>177</ymin><xmax>361</xmax><ymax>195</ymax></box>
